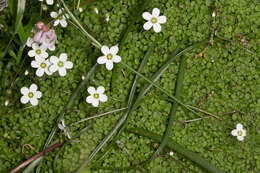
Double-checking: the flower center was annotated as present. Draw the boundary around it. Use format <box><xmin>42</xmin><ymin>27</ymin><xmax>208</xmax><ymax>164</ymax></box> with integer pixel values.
<box><xmin>93</xmin><ymin>93</ymin><xmax>99</xmax><ymax>99</ymax></box>
<box><xmin>28</xmin><ymin>92</ymin><xmax>34</xmax><ymax>98</ymax></box>
<box><xmin>30</xmin><ymin>32</ymin><xmax>34</xmax><ymax>38</ymax></box>
<box><xmin>36</xmin><ymin>49</ymin><xmax>41</xmax><ymax>55</ymax></box>
<box><xmin>237</xmin><ymin>130</ymin><xmax>243</xmax><ymax>136</ymax></box>
<box><xmin>151</xmin><ymin>17</ymin><xmax>157</xmax><ymax>23</ymax></box>
<box><xmin>58</xmin><ymin>15</ymin><xmax>63</xmax><ymax>20</ymax></box>
<box><xmin>58</xmin><ymin>61</ymin><xmax>64</xmax><ymax>67</ymax></box>
<box><xmin>106</xmin><ymin>53</ymin><xmax>113</xmax><ymax>60</ymax></box>
<box><xmin>40</xmin><ymin>62</ymin><xmax>47</xmax><ymax>68</ymax></box>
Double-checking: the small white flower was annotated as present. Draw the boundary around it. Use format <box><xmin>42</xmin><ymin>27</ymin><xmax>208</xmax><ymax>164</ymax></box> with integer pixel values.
<box><xmin>26</xmin><ymin>29</ymin><xmax>37</xmax><ymax>47</ymax></box>
<box><xmin>58</xmin><ymin>119</ymin><xmax>71</xmax><ymax>139</ymax></box>
<box><xmin>28</xmin><ymin>43</ymin><xmax>48</xmax><ymax>59</ymax></box>
<box><xmin>49</xmin><ymin>53</ymin><xmax>73</xmax><ymax>76</ymax></box>
<box><xmin>79</xmin><ymin>7</ymin><xmax>83</xmax><ymax>13</ymax></box>
<box><xmin>94</xmin><ymin>7</ymin><xmax>99</xmax><ymax>14</ymax></box>
<box><xmin>20</xmin><ymin>84</ymin><xmax>42</xmax><ymax>106</ymax></box>
<box><xmin>24</xmin><ymin>70</ymin><xmax>29</xmax><ymax>75</ymax></box>
<box><xmin>4</xmin><ymin>100</ymin><xmax>9</xmax><ymax>106</ymax></box>
<box><xmin>142</xmin><ymin>8</ymin><xmax>167</xmax><ymax>33</ymax></box>
<box><xmin>169</xmin><ymin>151</ymin><xmax>174</xmax><ymax>156</ymax></box>
<box><xmin>39</xmin><ymin>0</ymin><xmax>54</xmax><ymax>5</ymax></box>
<box><xmin>105</xmin><ymin>13</ymin><xmax>110</xmax><ymax>22</ymax></box>
<box><xmin>31</xmin><ymin>57</ymin><xmax>53</xmax><ymax>77</ymax></box>
<box><xmin>97</xmin><ymin>45</ymin><xmax>121</xmax><ymax>70</ymax></box>
<box><xmin>231</xmin><ymin>123</ymin><xmax>246</xmax><ymax>141</ymax></box>
<box><xmin>81</xmin><ymin>75</ymin><xmax>85</xmax><ymax>80</ymax></box>
<box><xmin>86</xmin><ymin>86</ymin><xmax>107</xmax><ymax>107</ymax></box>
<box><xmin>50</xmin><ymin>9</ymin><xmax>68</xmax><ymax>28</ymax></box>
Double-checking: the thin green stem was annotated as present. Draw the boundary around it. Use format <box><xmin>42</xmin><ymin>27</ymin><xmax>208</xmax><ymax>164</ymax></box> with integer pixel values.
<box><xmin>69</xmin><ymin>107</ymin><xmax>128</xmax><ymax>126</ymax></box>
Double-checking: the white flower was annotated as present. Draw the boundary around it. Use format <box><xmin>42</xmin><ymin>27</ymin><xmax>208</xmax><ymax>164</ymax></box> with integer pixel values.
<box><xmin>142</xmin><ymin>8</ymin><xmax>166</xmax><ymax>33</ymax></box>
<box><xmin>97</xmin><ymin>45</ymin><xmax>121</xmax><ymax>70</ymax></box>
<box><xmin>20</xmin><ymin>84</ymin><xmax>42</xmax><ymax>106</ymax></box>
<box><xmin>231</xmin><ymin>123</ymin><xmax>246</xmax><ymax>141</ymax></box>
<box><xmin>26</xmin><ymin>29</ymin><xmax>37</xmax><ymax>47</ymax></box>
<box><xmin>31</xmin><ymin>57</ymin><xmax>53</xmax><ymax>77</ymax></box>
<box><xmin>169</xmin><ymin>151</ymin><xmax>174</xmax><ymax>156</ymax></box>
<box><xmin>24</xmin><ymin>70</ymin><xmax>29</xmax><ymax>75</ymax></box>
<box><xmin>58</xmin><ymin>119</ymin><xmax>71</xmax><ymax>139</ymax></box>
<box><xmin>86</xmin><ymin>86</ymin><xmax>107</xmax><ymax>107</ymax></box>
<box><xmin>49</xmin><ymin>53</ymin><xmax>73</xmax><ymax>76</ymax></box>
<box><xmin>79</xmin><ymin>7</ymin><xmax>83</xmax><ymax>13</ymax></box>
<box><xmin>94</xmin><ymin>7</ymin><xmax>99</xmax><ymax>14</ymax></box>
<box><xmin>105</xmin><ymin>13</ymin><xmax>110</xmax><ymax>22</ymax></box>
<box><xmin>50</xmin><ymin>9</ymin><xmax>68</xmax><ymax>28</ymax></box>
<box><xmin>28</xmin><ymin>43</ymin><xmax>48</xmax><ymax>59</ymax></box>
<box><xmin>4</xmin><ymin>100</ymin><xmax>9</xmax><ymax>106</ymax></box>
<box><xmin>39</xmin><ymin>0</ymin><xmax>54</xmax><ymax>5</ymax></box>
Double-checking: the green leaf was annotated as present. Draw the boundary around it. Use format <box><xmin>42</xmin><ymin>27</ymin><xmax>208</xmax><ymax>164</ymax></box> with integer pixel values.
<box><xmin>149</xmin><ymin>51</ymin><xmax>187</xmax><ymax>161</ymax></box>
<box><xmin>128</xmin><ymin>128</ymin><xmax>225</xmax><ymax>173</ymax></box>
<box><xmin>22</xmin><ymin>157</ymin><xmax>43</xmax><ymax>173</ymax></box>
<box><xmin>14</xmin><ymin>0</ymin><xmax>26</xmax><ymax>34</ymax></box>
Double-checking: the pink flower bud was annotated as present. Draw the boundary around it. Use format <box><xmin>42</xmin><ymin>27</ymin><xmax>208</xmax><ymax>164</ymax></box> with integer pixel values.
<box><xmin>36</xmin><ymin>21</ymin><xmax>44</xmax><ymax>30</ymax></box>
<box><xmin>42</xmin><ymin>25</ymin><xmax>49</xmax><ymax>32</ymax></box>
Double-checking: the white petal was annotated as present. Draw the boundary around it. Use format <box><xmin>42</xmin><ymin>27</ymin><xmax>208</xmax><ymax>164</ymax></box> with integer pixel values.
<box><xmin>157</xmin><ymin>16</ymin><xmax>167</xmax><ymax>24</ymax></box>
<box><xmin>60</xmin><ymin>53</ymin><xmax>67</xmax><ymax>61</ymax></box>
<box><xmin>50</xmin><ymin>11</ymin><xmax>58</xmax><ymax>18</ymax></box>
<box><xmin>97</xmin><ymin>86</ymin><xmax>105</xmax><ymax>94</ymax></box>
<box><xmin>87</xmin><ymin>86</ymin><xmax>96</xmax><ymax>95</ymax></box>
<box><xmin>61</xmin><ymin>119</ymin><xmax>65</xmax><ymax>127</ymax></box>
<box><xmin>86</xmin><ymin>95</ymin><xmax>94</xmax><ymax>104</ymax></box>
<box><xmin>41</xmin><ymin>51</ymin><xmax>48</xmax><ymax>59</ymax></box>
<box><xmin>35</xmin><ymin>91</ymin><xmax>42</xmax><ymax>98</ymax></box>
<box><xmin>36</xmin><ymin>68</ymin><xmax>45</xmax><ymax>77</ymax></box>
<box><xmin>142</xmin><ymin>12</ymin><xmax>152</xmax><ymax>20</ymax></box>
<box><xmin>237</xmin><ymin>136</ymin><xmax>244</xmax><ymax>141</ymax></box>
<box><xmin>113</xmin><ymin>55</ymin><xmax>121</xmax><ymax>63</ymax></box>
<box><xmin>49</xmin><ymin>64</ymin><xmax>58</xmax><ymax>73</ymax></box>
<box><xmin>58</xmin><ymin>123</ymin><xmax>64</xmax><ymax>130</ymax></box>
<box><xmin>30</xmin><ymin>98</ymin><xmax>39</xmax><ymax>106</ymax></box>
<box><xmin>58</xmin><ymin>68</ymin><xmax>67</xmax><ymax>76</ymax></box>
<box><xmin>92</xmin><ymin>99</ymin><xmax>99</xmax><ymax>107</ymax></box>
<box><xmin>101</xmin><ymin>46</ymin><xmax>110</xmax><ymax>55</ymax></box>
<box><xmin>242</xmin><ymin>129</ymin><xmax>246</xmax><ymax>136</ymax></box>
<box><xmin>143</xmin><ymin>21</ymin><xmax>153</xmax><ymax>30</ymax></box>
<box><xmin>53</xmin><ymin>20</ymin><xmax>60</xmax><ymax>26</ymax></box>
<box><xmin>236</xmin><ymin>124</ymin><xmax>243</xmax><ymax>130</ymax></box>
<box><xmin>46</xmin><ymin>0</ymin><xmax>53</xmax><ymax>5</ymax></box>
<box><xmin>105</xmin><ymin>61</ymin><xmax>114</xmax><ymax>70</ymax></box>
<box><xmin>64</xmin><ymin>61</ymin><xmax>73</xmax><ymax>69</ymax></box>
<box><xmin>60</xmin><ymin>19</ymin><xmax>67</xmax><ymax>28</ymax></box>
<box><xmin>99</xmin><ymin>94</ymin><xmax>107</xmax><ymax>102</ymax></box>
<box><xmin>30</xmin><ymin>84</ymin><xmax>38</xmax><ymax>92</ymax></box>
<box><xmin>20</xmin><ymin>96</ymin><xmax>29</xmax><ymax>104</ymax></box>
<box><xmin>32</xmin><ymin>43</ymin><xmax>39</xmax><ymax>50</ymax></box>
<box><xmin>152</xmin><ymin>8</ymin><xmax>160</xmax><ymax>17</ymax></box>
<box><xmin>48</xmin><ymin>44</ymin><xmax>56</xmax><ymax>51</ymax></box>
<box><xmin>26</xmin><ymin>38</ymin><xmax>34</xmax><ymax>47</ymax></box>
<box><xmin>97</xmin><ymin>56</ymin><xmax>107</xmax><ymax>64</ymax></box>
<box><xmin>110</xmin><ymin>45</ymin><xmax>119</xmax><ymax>55</ymax></box>
<box><xmin>231</xmin><ymin>129</ymin><xmax>237</xmax><ymax>136</ymax></box>
<box><xmin>28</xmin><ymin>50</ymin><xmax>36</xmax><ymax>57</ymax></box>
<box><xmin>31</xmin><ymin>60</ymin><xmax>40</xmax><ymax>68</ymax></box>
<box><xmin>21</xmin><ymin>87</ymin><xmax>29</xmax><ymax>95</ymax></box>
<box><xmin>153</xmin><ymin>23</ymin><xmax>162</xmax><ymax>33</ymax></box>
<box><xmin>50</xmin><ymin>56</ymin><xmax>59</xmax><ymax>63</ymax></box>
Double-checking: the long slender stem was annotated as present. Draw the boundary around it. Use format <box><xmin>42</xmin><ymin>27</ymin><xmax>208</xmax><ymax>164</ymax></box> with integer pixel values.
<box><xmin>69</xmin><ymin>107</ymin><xmax>128</xmax><ymax>126</ymax></box>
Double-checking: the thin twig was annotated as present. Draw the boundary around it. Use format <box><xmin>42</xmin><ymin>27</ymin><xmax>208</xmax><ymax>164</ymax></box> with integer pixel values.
<box><xmin>181</xmin><ymin>110</ymin><xmax>237</xmax><ymax>123</ymax></box>
<box><xmin>10</xmin><ymin>141</ymin><xmax>65</xmax><ymax>173</ymax></box>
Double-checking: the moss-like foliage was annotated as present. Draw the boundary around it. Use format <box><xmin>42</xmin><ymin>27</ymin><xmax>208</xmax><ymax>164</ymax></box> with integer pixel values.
<box><xmin>0</xmin><ymin>0</ymin><xmax>260</xmax><ymax>172</ymax></box>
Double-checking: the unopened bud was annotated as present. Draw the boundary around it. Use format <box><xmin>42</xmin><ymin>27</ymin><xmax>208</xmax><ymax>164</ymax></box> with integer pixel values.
<box><xmin>36</xmin><ymin>21</ymin><xmax>44</xmax><ymax>30</ymax></box>
<box><xmin>42</xmin><ymin>25</ymin><xmax>49</xmax><ymax>32</ymax></box>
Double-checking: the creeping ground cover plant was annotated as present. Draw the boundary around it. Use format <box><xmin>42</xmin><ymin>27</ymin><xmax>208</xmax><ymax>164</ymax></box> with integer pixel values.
<box><xmin>0</xmin><ymin>0</ymin><xmax>260</xmax><ymax>172</ymax></box>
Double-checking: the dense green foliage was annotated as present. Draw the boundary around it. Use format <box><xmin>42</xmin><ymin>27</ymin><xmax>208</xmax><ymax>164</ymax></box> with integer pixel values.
<box><xmin>0</xmin><ymin>0</ymin><xmax>260</xmax><ymax>172</ymax></box>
